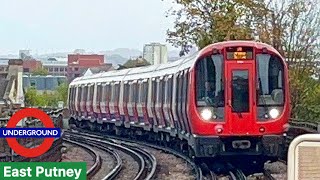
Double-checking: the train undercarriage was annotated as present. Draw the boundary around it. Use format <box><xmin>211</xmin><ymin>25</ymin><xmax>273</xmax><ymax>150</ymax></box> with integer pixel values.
<box><xmin>69</xmin><ymin>117</ymin><xmax>285</xmax><ymax>174</ymax></box>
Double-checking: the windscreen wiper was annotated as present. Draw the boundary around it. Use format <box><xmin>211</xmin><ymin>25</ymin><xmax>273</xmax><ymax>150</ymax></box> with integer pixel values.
<box><xmin>227</xmin><ymin>100</ymin><xmax>243</xmax><ymax>118</ymax></box>
<box><xmin>258</xmin><ymin>77</ymin><xmax>269</xmax><ymax>116</ymax></box>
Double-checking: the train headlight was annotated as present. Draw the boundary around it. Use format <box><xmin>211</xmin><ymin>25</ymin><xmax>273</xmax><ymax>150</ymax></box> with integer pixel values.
<box><xmin>200</xmin><ymin>108</ymin><xmax>212</xmax><ymax>121</ymax></box>
<box><xmin>269</xmin><ymin>108</ymin><xmax>280</xmax><ymax>119</ymax></box>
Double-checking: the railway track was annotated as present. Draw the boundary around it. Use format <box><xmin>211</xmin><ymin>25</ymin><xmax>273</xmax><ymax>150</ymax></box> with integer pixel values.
<box><xmin>205</xmin><ymin>162</ymin><xmax>246</xmax><ymax>180</ymax></box>
<box><xmin>77</xmin><ymin>140</ymin><xmax>122</xmax><ymax>180</ymax></box>
<box><xmin>65</xmin><ymin>131</ymin><xmax>157</xmax><ymax>180</ymax></box>
<box><xmin>63</xmin><ymin>139</ymin><xmax>102</xmax><ymax>179</ymax></box>
<box><xmin>263</xmin><ymin>169</ymin><xmax>276</xmax><ymax>180</ymax></box>
<box><xmin>66</xmin><ymin>129</ymin><xmax>203</xmax><ymax>179</ymax></box>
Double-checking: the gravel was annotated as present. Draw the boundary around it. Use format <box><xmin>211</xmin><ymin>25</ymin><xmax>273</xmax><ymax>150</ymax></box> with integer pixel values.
<box><xmin>140</xmin><ymin>146</ymin><xmax>195</xmax><ymax>180</ymax></box>
<box><xmin>247</xmin><ymin>161</ymin><xmax>287</xmax><ymax>180</ymax></box>
<box><xmin>61</xmin><ymin>143</ymin><xmax>95</xmax><ymax>170</ymax></box>
<box><xmin>91</xmin><ymin>147</ymin><xmax>116</xmax><ymax>180</ymax></box>
<box><xmin>265</xmin><ymin>161</ymin><xmax>287</xmax><ymax>180</ymax></box>
<box><xmin>115</xmin><ymin>150</ymin><xmax>139</xmax><ymax>180</ymax></box>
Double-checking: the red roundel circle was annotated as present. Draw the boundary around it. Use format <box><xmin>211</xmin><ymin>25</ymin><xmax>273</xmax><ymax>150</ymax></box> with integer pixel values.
<box><xmin>6</xmin><ymin>108</ymin><xmax>55</xmax><ymax>158</ymax></box>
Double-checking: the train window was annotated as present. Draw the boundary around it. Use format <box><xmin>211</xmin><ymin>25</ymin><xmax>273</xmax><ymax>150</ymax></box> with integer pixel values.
<box><xmin>195</xmin><ymin>54</ymin><xmax>224</xmax><ymax>107</ymax></box>
<box><xmin>82</xmin><ymin>86</ymin><xmax>88</xmax><ymax>102</ymax></box>
<box><xmin>138</xmin><ymin>82</ymin><xmax>142</xmax><ymax>103</ymax></box>
<box><xmin>165</xmin><ymin>76</ymin><xmax>173</xmax><ymax>104</ymax></box>
<box><xmin>111</xmin><ymin>83</ymin><xmax>120</xmax><ymax>103</ymax></box>
<box><xmin>256</xmin><ymin>54</ymin><xmax>284</xmax><ymax>106</ymax></box>
<box><xmin>106</xmin><ymin>84</ymin><xmax>111</xmax><ymax>102</ymax></box>
<box><xmin>138</xmin><ymin>80</ymin><xmax>148</xmax><ymax>103</ymax></box>
<box><xmin>96</xmin><ymin>84</ymin><xmax>101</xmax><ymax>102</ymax></box>
<box><xmin>88</xmin><ymin>85</ymin><xmax>94</xmax><ymax>101</ymax></box>
<box><xmin>77</xmin><ymin>86</ymin><xmax>82</xmax><ymax>102</ymax></box>
<box><xmin>231</xmin><ymin>70</ymin><xmax>249</xmax><ymax>112</ymax></box>
<box><xmin>152</xmin><ymin>79</ymin><xmax>157</xmax><ymax>103</ymax></box>
<box><xmin>129</xmin><ymin>82</ymin><xmax>137</xmax><ymax>103</ymax></box>
<box><xmin>156</xmin><ymin>78</ymin><xmax>164</xmax><ymax>104</ymax></box>
<box><xmin>101</xmin><ymin>85</ymin><xmax>106</xmax><ymax>102</ymax></box>
<box><xmin>87</xmin><ymin>86</ymin><xmax>90</xmax><ymax>101</ymax></box>
<box><xmin>143</xmin><ymin>80</ymin><xmax>148</xmax><ymax>103</ymax></box>
<box><xmin>110</xmin><ymin>83</ymin><xmax>115</xmax><ymax>103</ymax></box>
<box><xmin>124</xmin><ymin>83</ymin><xmax>130</xmax><ymax>103</ymax></box>
<box><xmin>68</xmin><ymin>87</ymin><xmax>72</xmax><ymax>103</ymax></box>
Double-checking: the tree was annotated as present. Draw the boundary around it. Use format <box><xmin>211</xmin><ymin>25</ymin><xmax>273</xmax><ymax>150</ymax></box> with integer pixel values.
<box><xmin>32</xmin><ymin>68</ymin><xmax>48</xmax><ymax>76</ymax></box>
<box><xmin>165</xmin><ymin>0</ymin><xmax>320</xmax><ymax>121</ymax></box>
<box><xmin>24</xmin><ymin>83</ymin><xmax>69</xmax><ymax>107</ymax></box>
<box><xmin>166</xmin><ymin>0</ymin><xmax>266</xmax><ymax>55</ymax></box>
<box><xmin>120</xmin><ymin>57</ymin><xmax>151</xmax><ymax>69</ymax></box>
<box><xmin>24</xmin><ymin>87</ymin><xmax>48</xmax><ymax>106</ymax></box>
<box><xmin>55</xmin><ymin>83</ymin><xmax>69</xmax><ymax>105</ymax></box>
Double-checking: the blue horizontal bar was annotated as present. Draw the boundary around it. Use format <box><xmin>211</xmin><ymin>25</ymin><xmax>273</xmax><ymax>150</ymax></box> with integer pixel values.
<box><xmin>0</xmin><ymin>128</ymin><xmax>61</xmax><ymax>138</ymax></box>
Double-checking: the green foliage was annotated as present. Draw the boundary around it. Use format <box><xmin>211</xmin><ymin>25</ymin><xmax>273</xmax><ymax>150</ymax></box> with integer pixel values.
<box><xmin>32</xmin><ymin>68</ymin><xmax>48</xmax><ymax>76</ymax></box>
<box><xmin>24</xmin><ymin>83</ymin><xmax>69</xmax><ymax>107</ymax></box>
<box><xmin>55</xmin><ymin>83</ymin><xmax>69</xmax><ymax>105</ymax></box>
<box><xmin>166</xmin><ymin>0</ymin><xmax>265</xmax><ymax>53</ymax></box>
<box><xmin>120</xmin><ymin>57</ymin><xmax>151</xmax><ymax>69</ymax></box>
<box><xmin>290</xmin><ymin>70</ymin><xmax>320</xmax><ymax>121</ymax></box>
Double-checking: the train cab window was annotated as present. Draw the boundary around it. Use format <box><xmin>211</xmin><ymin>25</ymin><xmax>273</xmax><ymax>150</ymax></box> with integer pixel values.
<box><xmin>256</xmin><ymin>54</ymin><xmax>285</xmax><ymax>106</ymax></box>
<box><xmin>196</xmin><ymin>54</ymin><xmax>224</xmax><ymax>107</ymax></box>
<box><xmin>231</xmin><ymin>70</ymin><xmax>249</xmax><ymax>112</ymax></box>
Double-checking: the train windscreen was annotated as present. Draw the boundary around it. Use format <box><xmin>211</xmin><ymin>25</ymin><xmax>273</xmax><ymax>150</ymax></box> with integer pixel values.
<box><xmin>256</xmin><ymin>54</ymin><xmax>285</xmax><ymax>106</ymax></box>
<box><xmin>196</xmin><ymin>54</ymin><xmax>224</xmax><ymax>107</ymax></box>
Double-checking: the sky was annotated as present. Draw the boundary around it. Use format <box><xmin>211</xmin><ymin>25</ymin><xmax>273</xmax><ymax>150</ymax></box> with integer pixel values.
<box><xmin>0</xmin><ymin>0</ymin><xmax>177</xmax><ymax>55</ymax></box>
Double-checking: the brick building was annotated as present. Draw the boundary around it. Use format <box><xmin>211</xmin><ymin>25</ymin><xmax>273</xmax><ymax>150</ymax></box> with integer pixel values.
<box><xmin>67</xmin><ymin>54</ymin><xmax>113</xmax><ymax>81</ymax></box>
<box><xmin>22</xmin><ymin>59</ymin><xmax>42</xmax><ymax>73</ymax></box>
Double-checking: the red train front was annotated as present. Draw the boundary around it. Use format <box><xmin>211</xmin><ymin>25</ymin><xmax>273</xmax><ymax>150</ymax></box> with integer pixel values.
<box><xmin>189</xmin><ymin>41</ymin><xmax>290</xmax><ymax>161</ymax></box>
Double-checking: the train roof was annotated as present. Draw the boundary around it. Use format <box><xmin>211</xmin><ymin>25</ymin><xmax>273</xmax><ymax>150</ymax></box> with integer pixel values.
<box><xmin>70</xmin><ymin>41</ymin><xmax>283</xmax><ymax>86</ymax></box>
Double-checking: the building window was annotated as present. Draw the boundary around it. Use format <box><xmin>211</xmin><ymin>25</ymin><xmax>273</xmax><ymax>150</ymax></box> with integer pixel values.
<box><xmin>60</xmin><ymin>67</ymin><xmax>64</xmax><ymax>71</ymax></box>
<box><xmin>54</xmin><ymin>68</ymin><xmax>59</xmax><ymax>72</ymax></box>
<box><xmin>74</xmin><ymin>67</ymin><xmax>79</xmax><ymax>71</ymax></box>
<box><xmin>30</xmin><ymin>80</ymin><xmax>36</xmax><ymax>87</ymax></box>
<box><xmin>23</xmin><ymin>68</ymin><xmax>30</xmax><ymax>73</ymax></box>
<box><xmin>65</xmin><ymin>68</ymin><xmax>67</xmax><ymax>71</ymax></box>
<box><xmin>49</xmin><ymin>68</ymin><xmax>53</xmax><ymax>72</ymax></box>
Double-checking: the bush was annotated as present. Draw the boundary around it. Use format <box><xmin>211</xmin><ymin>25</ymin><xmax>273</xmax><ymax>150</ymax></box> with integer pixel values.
<box><xmin>289</xmin><ymin>69</ymin><xmax>320</xmax><ymax>122</ymax></box>
<box><xmin>24</xmin><ymin>83</ymin><xmax>68</xmax><ymax>107</ymax></box>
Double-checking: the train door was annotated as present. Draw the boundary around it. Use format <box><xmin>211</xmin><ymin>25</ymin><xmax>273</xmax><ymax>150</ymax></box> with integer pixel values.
<box><xmin>226</xmin><ymin>62</ymin><xmax>254</xmax><ymax>134</ymax></box>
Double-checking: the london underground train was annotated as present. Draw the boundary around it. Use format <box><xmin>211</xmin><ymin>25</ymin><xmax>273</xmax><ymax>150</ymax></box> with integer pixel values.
<box><xmin>68</xmin><ymin>41</ymin><xmax>290</xmax><ymax>170</ymax></box>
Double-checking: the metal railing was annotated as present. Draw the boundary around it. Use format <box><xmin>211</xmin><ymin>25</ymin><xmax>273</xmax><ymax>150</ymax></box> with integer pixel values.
<box><xmin>289</xmin><ymin>118</ymin><xmax>320</xmax><ymax>133</ymax></box>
